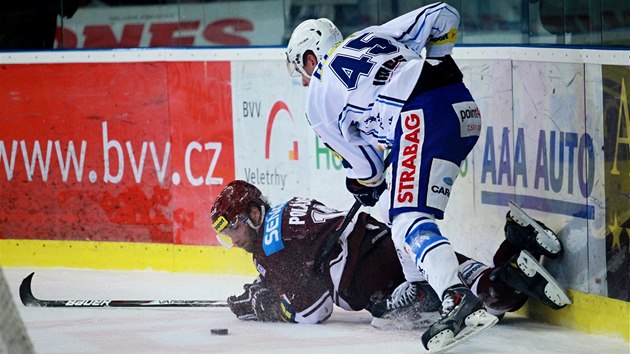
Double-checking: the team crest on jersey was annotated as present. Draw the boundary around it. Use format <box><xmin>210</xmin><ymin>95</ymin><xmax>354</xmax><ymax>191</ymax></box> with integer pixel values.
<box><xmin>263</xmin><ymin>202</ymin><xmax>287</xmax><ymax>256</ymax></box>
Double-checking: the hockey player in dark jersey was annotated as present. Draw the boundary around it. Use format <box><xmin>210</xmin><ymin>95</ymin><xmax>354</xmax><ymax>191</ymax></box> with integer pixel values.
<box><xmin>211</xmin><ymin>180</ymin><xmax>571</xmax><ymax>329</ymax></box>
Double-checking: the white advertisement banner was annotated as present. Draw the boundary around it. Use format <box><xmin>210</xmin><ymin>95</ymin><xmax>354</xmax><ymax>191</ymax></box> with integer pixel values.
<box><xmin>460</xmin><ymin>60</ymin><xmax>606</xmax><ymax>293</ymax></box>
<box><xmin>230</xmin><ymin>60</ymin><xmax>309</xmax><ymax>205</ymax></box>
<box><xmin>230</xmin><ymin>61</ymin><xmax>355</xmax><ymax>212</ymax></box>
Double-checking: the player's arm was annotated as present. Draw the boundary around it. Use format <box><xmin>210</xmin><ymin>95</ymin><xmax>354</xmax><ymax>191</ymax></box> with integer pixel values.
<box><xmin>311</xmin><ymin>121</ymin><xmax>386</xmax><ymax>206</ymax></box>
<box><xmin>371</xmin><ymin>2</ymin><xmax>460</xmax><ymax>57</ymax></box>
<box><xmin>227</xmin><ymin>268</ymin><xmax>334</xmax><ymax>324</ymax></box>
<box><xmin>313</xmin><ymin>118</ymin><xmax>385</xmax><ymax>185</ymax></box>
<box><xmin>228</xmin><ymin>278</ymin><xmax>334</xmax><ymax>324</ymax></box>
<box><xmin>269</xmin><ymin>216</ymin><xmax>336</xmax><ymax>324</ymax></box>
<box><xmin>278</xmin><ymin>290</ymin><xmax>334</xmax><ymax>324</ymax></box>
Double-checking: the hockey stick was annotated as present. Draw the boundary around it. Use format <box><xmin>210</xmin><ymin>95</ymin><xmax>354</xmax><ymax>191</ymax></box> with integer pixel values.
<box><xmin>313</xmin><ymin>200</ymin><xmax>362</xmax><ymax>273</ymax></box>
<box><xmin>20</xmin><ymin>272</ymin><xmax>228</xmax><ymax>308</ymax></box>
<box><xmin>313</xmin><ymin>154</ymin><xmax>391</xmax><ymax>273</ymax></box>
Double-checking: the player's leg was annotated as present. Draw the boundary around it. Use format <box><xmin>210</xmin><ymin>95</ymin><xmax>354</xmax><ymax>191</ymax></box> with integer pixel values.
<box><xmin>408</xmin><ymin>220</ymin><xmax>497</xmax><ymax>352</ymax></box>
<box><xmin>370</xmin><ymin>280</ymin><xmax>442</xmax><ymax>330</ymax></box>
<box><xmin>490</xmin><ymin>204</ymin><xmax>570</xmax><ymax>309</ymax></box>
<box><xmin>368</xmin><ymin>209</ymin><xmax>442</xmax><ymax>329</ymax></box>
<box><xmin>457</xmin><ymin>254</ymin><xmax>528</xmax><ymax>316</ymax></box>
<box><xmin>490</xmin><ymin>250</ymin><xmax>572</xmax><ymax>309</ymax></box>
<box><xmin>388</xmin><ymin>85</ymin><xmax>496</xmax><ymax>352</ymax></box>
<box><xmin>504</xmin><ymin>201</ymin><xmax>562</xmax><ymax>259</ymax></box>
<box><xmin>388</xmin><ymin>91</ymin><xmax>466</xmax><ymax>300</ymax></box>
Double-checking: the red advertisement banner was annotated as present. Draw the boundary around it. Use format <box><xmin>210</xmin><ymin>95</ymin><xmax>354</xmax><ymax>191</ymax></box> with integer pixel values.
<box><xmin>55</xmin><ymin>2</ymin><xmax>285</xmax><ymax>48</ymax></box>
<box><xmin>0</xmin><ymin>61</ymin><xmax>234</xmax><ymax>245</ymax></box>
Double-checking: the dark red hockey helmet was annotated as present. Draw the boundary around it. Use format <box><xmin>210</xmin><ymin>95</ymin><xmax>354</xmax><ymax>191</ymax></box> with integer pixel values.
<box><xmin>210</xmin><ymin>180</ymin><xmax>264</xmax><ymax>237</ymax></box>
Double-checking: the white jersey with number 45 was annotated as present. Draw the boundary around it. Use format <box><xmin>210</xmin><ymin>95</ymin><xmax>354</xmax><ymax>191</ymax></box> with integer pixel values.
<box><xmin>305</xmin><ymin>2</ymin><xmax>460</xmax><ymax>184</ymax></box>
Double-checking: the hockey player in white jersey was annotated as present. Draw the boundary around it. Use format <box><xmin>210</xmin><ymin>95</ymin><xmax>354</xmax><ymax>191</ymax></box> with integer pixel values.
<box><xmin>286</xmin><ymin>2</ymin><xmax>496</xmax><ymax>352</ymax></box>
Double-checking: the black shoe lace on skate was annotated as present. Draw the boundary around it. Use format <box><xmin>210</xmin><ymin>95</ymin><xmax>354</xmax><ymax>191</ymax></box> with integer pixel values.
<box><xmin>386</xmin><ymin>282</ymin><xmax>418</xmax><ymax>310</ymax></box>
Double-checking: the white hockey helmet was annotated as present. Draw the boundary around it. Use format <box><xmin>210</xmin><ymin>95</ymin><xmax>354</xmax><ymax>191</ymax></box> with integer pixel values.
<box><xmin>285</xmin><ymin>18</ymin><xmax>342</xmax><ymax>78</ymax></box>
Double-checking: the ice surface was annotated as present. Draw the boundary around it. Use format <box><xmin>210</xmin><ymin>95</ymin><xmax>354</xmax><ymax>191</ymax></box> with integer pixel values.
<box><xmin>3</xmin><ymin>267</ymin><xmax>628</xmax><ymax>354</ymax></box>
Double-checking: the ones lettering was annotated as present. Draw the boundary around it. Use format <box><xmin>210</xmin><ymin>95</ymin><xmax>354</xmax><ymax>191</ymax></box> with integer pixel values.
<box><xmin>481</xmin><ymin>126</ymin><xmax>595</xmax><ymax>198</ymax></box>
<box><xmin>56</xmin><ymin>19</ymin><xmax>253</xmax><ymax>48</ymax></box>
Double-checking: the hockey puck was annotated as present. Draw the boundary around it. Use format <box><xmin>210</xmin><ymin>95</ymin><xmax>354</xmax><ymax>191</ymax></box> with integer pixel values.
<box><xmin>211</xmin><ymin>328</ymin><xmax>229</xmax><ymax>335</ymax></box>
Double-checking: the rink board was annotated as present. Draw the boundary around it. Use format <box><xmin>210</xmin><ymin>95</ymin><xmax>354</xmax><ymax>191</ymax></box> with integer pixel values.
<box><xmin>1</xmin><ymin>47</ymin><xmax>629</xmax><ymax>341</ymax></box>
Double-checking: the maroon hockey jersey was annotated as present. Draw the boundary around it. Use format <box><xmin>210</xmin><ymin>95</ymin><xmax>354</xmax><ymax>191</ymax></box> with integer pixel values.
<box><xmin>251</xmin><ymin>197</ymin><xmax>405</xmax><ymax>323</ymax></box>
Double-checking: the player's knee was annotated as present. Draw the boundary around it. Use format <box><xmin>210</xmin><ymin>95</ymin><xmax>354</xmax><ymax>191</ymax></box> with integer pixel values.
<box><xmin>404</xmin><ymin>220</ymin><xmax>448</xmax><ymax>265</ymax></box>
<box><xmin>391</xmin><ymin>212</ymin><xmax>434</xmax><ymax>244</ymax></box>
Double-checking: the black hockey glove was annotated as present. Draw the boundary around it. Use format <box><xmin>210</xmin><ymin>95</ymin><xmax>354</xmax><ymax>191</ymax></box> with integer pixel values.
<box><xmin>346</xmin><ymin>178</ymin><xmax>387</xmax><ymax>207</ymax></box>
<box><xmin>251</xmin><ymin>287</ymin><xmax>282</xmax><ymax>322</ymax></box>
<box><xmin>227</xmin><ymin>278</ymin><xmax>282</xmax><ymax>322</ymax></box>
<box><xmin>227</xmin><ymin>281</ymin><xmax>260</xmax><ymax>321</ymax></box>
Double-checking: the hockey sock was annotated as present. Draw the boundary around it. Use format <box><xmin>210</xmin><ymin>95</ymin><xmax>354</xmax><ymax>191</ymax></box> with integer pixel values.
<box><xmin>391</xmin><ymin>212</ymin><xmax>431</xmax><ymax>282</ymax></box>
<box><xmin>405</xmin><ymin>220</ymin><xmax>460</xmax><ymax>299</ymax></box>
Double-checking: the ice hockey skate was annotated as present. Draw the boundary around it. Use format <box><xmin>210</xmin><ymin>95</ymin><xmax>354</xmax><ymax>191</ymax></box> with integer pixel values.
<box><xmin>494</xmin><ymin>250</ymin><xmax>572</xmax><ymax>310</ymax></box>
<box><xmin>370</xmin><ymin>281</ymin><xmax>442</xmax><ymax>330</ymax></box>
<box><xmin>506</xmin><ymin>201</ymin><xmax>562</xmax><ymax>259</ymax></box>
<box><xmin>421</xmin><ymin>285</ymin><xmax>498</xmax><ymax>353</ymax></box>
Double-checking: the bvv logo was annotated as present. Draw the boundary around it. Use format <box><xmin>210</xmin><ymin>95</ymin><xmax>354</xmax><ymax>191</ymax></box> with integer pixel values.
<box><xmin>265</xmin><ymin>101</ymin><xmax>299</xmax><ymax>161</ymax></box>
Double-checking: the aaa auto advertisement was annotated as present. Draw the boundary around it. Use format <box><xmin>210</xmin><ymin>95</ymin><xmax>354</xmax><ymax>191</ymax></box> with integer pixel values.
<box><xmin>441</xmin><ymin>58</ymin><xmax>608</xmax><ymax>297</ymax></box>
<box><xmin>56</xmin><ymin>1</ymin><xmax>284</xmax><ymax>48</ymax></box>
<box><xmin>0</xmin><ymin>62</ymin><xmax>235</xmax><ymax>245</ymax></box>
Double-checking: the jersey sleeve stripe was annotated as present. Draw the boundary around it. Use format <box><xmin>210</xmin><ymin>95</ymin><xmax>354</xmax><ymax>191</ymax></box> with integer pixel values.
<box><xmin>358</xmin><ymin>145</ymin><xmax>382</xmax><ymax>181</ymax></box>
<box><xmin>409</xmin><ymin>7</ymin><xmax>445</xmax><ymax>41</ymax></box>
<box><xmin>301</xmin><ymin>292</ymin><xmax>332</xmax><ymax>318</ymax></box>
<box><xmin>394</xmin><ymin>2</ymin><xmax>444</xmax><ymax>41</ymax></box>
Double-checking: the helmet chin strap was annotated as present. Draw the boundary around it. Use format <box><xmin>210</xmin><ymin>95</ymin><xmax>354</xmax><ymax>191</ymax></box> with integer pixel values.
<box><xmin>294</xmin><ymin>62</ymin><xmax>312</xmax><ymax>79</ymax></box>
<box><xmin>246</xmin><ymin>205</ymin><xmax>266</xmax><ymax>231</ymax></box>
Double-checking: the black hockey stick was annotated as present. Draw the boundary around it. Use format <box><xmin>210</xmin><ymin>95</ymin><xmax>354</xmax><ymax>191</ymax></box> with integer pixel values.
<box><xmin>20</xmin><ymin>272</ymin><xmax>228</xmax><ymax>308</ymax></box>
<box><xmin>313</xmin><ymin>200</ymin><xmax>362</xmax><ymax>273</ymax></box>
<box><xmin>313</xmin><ymin>154</ymin><xmax>391</xmax><ymax>273</ymax></box>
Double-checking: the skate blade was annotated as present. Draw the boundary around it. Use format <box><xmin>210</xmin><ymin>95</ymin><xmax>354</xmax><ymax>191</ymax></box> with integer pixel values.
<box><xmin>508</xmin><ymin>201</ymin><xmax>562</xmax><ymax>257</ymax></box>
<box><xmin>371</xmin><ymin>312</ymin><xmax>440</xmax><ymax>331</ymax></box>
<box><xmin>425</xmin><ymin>310</ymin><xmax>498</xmax><ymax>353</ymax></box>
<box><xmin>517</xmin><ymin>250</ymin><xmax>572</xmax><ymax>308</ymax></box>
